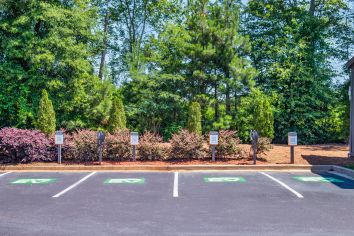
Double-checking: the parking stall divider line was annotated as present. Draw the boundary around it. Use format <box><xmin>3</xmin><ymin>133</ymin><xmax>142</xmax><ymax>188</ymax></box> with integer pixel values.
<box><xmin>330</xmin><ymin>171</ymin><xmax>354</xmax><ymax>181</ymax></box>
<box><xmin>260</xmin><ymin>172</ymin><xmax>304</xmax><ymax>199</ymax></box>
<box><xmin>0</xmin><ymin>172</ymin><xmax>12</xmax><ymax>178</ymax></box>
<box><xmin>173</xmin><ymin>172</ymin><xmax>179</xmax><ymax>198</ymax></box>
<box><xmin>52</xmin><ymin>172</ymin><xmax>96</xmax><ymax>198</ymax></box>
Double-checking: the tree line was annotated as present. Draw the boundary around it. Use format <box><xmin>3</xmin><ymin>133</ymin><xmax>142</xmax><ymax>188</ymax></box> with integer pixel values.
<box><xmin>0</xmin><ymin>0</ymin><xmax>353</xmax><ymax>144</ymax></box>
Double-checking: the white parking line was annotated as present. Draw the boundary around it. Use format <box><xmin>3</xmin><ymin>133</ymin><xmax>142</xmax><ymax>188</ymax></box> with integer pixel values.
<box><xmin>260</xmin><ymin>172</ymin><xmax>304</xmax><ymax>198</ymax></box>
<box><xmin>52</xmin><ymin>172</ymin><xmax>96</xmax><ymax>198</ymax></box>
<box><xmin>0</xmin><ymin>172</ymin><xmax>12</xmax><ymax>177</ymax></box>
<box><xmin>173</xmin><ymin>172</ymin><xmax>179</xmax><ymax>197</ymax></box>
<box><xmin>330</xmin><ymin>171</ymin><xmax>354</xmax><ymax>181</ymax></box>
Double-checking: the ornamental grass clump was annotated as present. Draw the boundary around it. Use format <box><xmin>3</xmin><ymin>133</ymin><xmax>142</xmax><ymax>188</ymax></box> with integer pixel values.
<box><xmin>170</xmin><ymin>129</ymin><xmax>205</xmax><ymax>160</ymax></box>
<box><xmin>0</xmin><ymin>128</ymin><xmax>54</xmax><ymax>163</ymax></box>
<box><xmin>139</xmin><ymin>131</ymin><xmax>170</xmax><ymax>161</ymax></box>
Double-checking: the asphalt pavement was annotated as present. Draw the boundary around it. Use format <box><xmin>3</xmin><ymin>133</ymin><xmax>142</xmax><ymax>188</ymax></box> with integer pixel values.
<box><xmin>0</xmin><ymin>170</ymin><xmax>354</xmax><ymax>236</ymax></box>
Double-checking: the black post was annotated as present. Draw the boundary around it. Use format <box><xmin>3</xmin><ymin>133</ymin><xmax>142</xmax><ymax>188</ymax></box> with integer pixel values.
<box><xmin>98</xmin><ymin>145</ymin><xmax>102</xmax><ymax>165</ymax></box>
<box><xmin>253</xmin><ymin>146</ymin><xmax>257</xmax><ymax>165</ymax></box>
<box><xmin>132</xmin><ymin>145</ymin><xmax>136</xmax><ymax>161</ymax></box>
<box><xmin>290</xmin><ymin>146</ymin><xmax>295</xmax><ymax>164</ymax></box>
<box><xmin>212</xmin><ymin>145</ymin><xmax>216</xmax><ymax>162</ymax></box>
<box><xmin>250</xmin><ymin>130</ymin><xmax>259</xmax><ymax>165</ymax></box>
<box><xmin>58</xmin><ymin>145</ymin><xmax>62</xmax><ymax>164</ymax></box>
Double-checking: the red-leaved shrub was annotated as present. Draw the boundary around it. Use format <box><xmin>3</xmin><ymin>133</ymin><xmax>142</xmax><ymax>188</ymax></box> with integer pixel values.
<box><xmin>139</xmin><ymin>132</ymin><xmax>170</xmax><ymax>161</ymax></box>
<box><xmin>0</xmin><ymin>128</ymin><xmax>54</xmax><ymax>163</ymax></box>
<box><xmin>214</xmin><ymin>130</ymin><xmax>241</xmax><ymax>159</ymax></box>
<box><xmin>105</xmin><ymin>129</ymin><xmax>131</xmax><ymax>161</ymax></box>
<box><xmin>63</xmin><ymin>130</ymin><xmax>99</xmax><ymax>162</ymax></box>
<box><xmin>170</xmin><ymin>130</ymin><xmax>205</xmax><ymax>159</ymax></box>
<box><xmin>256</xmin><ymin>137</ymin><xmax>273</xmax><ymax>155</ymax></box>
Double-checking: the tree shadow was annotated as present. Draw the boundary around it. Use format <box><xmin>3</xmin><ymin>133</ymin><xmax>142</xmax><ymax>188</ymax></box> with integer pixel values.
<box><xmin>309</xmin><ymin>168</ymin><xmax>354</xmax><ymax>190</ymax></box>
<box><xmin>302</xmin><ymin>154</ymin><xmax>354</xmax><ymax>166</ymax></box>
<box><xmin>300</xmin><ymin>144</ymin><xmax>348</xmax><ymax>152</ymax></box>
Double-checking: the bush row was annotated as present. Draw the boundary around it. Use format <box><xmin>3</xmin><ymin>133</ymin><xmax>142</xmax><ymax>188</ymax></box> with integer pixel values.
<box><xmin>0</xmin><ymin>128</ymin><xmax>269</xmax><ymax>163</ymax></box>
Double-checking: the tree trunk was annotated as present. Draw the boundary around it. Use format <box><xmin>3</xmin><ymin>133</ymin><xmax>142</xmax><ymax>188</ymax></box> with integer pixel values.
<box><xmin>309</xmin><ymin>0</ymin><xmax>316</xmax><ymax>16</ymax></box>
<box><xmin>214</xmin><ymin>80</ymin><xmax>219</xmax><ymax>121</ymax></box>
<box><xmin>98</xmin><ymin>11</ymin><xmax>109</xmax><ymax>81</ymax></box>
<box><xmin>226</xmin><ymin>84</ymin><xmax>231</xmax><ymax>115</ymax></box>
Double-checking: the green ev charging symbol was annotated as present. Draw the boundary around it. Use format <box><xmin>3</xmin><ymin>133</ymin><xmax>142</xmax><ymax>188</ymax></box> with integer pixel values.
<box><xmin>11</xmin><ymin>179</ymin><xmax>57</xmax><ymax>184</ymax></box>
<box><xmin>204</xmin><ymin>177</ymin><xmax>246</xmax><ymax>183</ymax></box>
<box><xmin>293</xmin><ymin>176</ymin><xmax>344</xmax><ymax>183</ymax></box>
<box><xmin>104</xmin><ymin>178</ymin><xmax>145</xmax><ymax>184</ymax></box>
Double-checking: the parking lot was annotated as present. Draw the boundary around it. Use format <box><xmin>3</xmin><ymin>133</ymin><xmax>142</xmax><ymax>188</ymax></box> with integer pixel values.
<box><xmin>1</xmin><ymin>170</ymin><xmax>354</xmax><ymax>236</ymax></box>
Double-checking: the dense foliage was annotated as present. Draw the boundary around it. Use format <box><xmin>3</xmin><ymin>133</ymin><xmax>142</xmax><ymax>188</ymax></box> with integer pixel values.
<box><xmin>139</xmin><ymin>131</ymin><xmax>170</xmax><ymax>161</ymax></box>
<box><xmin>0</xmin><ymin>128</ymin><xmax>54</xmax><ymax>163</ymax></box>
<box><xmin>36</xmin><ymin>90</ymin><xmax>56</xmax><ymax>136</ymax></box>
<box><xmin>236</xmin><ymin>89</ymin><xmax>274</xmax><ymax>142</ymax></box>
<box><xmin>170</xmin><ymin>130</ymin><xmax>205</xmax><ymax>160</ymax></box>
<box><xmin>187</xmin><ymin>102</ymin><xmax>202</xmax><ymax>135</ymax></box>
<box><xmin>214</xmin><ymin>130</ymin><xmax>241</xmax><ymax>159</ymax></box>
<box><xmin>0</xmin><ymin>0</ymin><xmax>353</xmax><ymax>144</ymax></box>
<box><xmin>108</xmin><ymin>96</ymin><xmax>127</xmax><ymax>133</ymax></box>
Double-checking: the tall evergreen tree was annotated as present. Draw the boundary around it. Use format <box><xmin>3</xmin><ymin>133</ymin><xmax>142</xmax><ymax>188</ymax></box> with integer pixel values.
<box><xmin>132</xmin><ymin>0</ymin><xmax>255</xmax><ymax>134</ymax></box>
<box><xmin>36</xmin><ymin>90</ymin><xmax>56</xmax><ymax>136</ymax></box>
<box><xmin>244</xmin><ymin>0</ymin><xmax>350</xmax><ymax>143</ymax></box>
<box><xmin>0</xmin><ymin>0</ymin><xmax>102</xmax><ymax>129</ymax></box>
<box><xmin>108</xmin><ymin>96</ymin><xmax>127</xmax><ymax>133</ymax></box>
<box><xmin>187</xmin><ymin>102</ymin><xmax>202</xmax><ymax>135</ymax></box>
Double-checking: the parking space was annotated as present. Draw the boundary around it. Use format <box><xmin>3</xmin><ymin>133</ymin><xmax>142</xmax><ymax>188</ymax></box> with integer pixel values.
<box><xmin>1</xmin><ymin>170</ymin><xmax>354</xmax><ymax>235</ymax></box>
<box><xmin>268</xmin><ymin>171</ymin><xmax>354</xmax><ymax>200</ymax></box>
<box><xmin>178</xmin><ymin>172</ymin><xmax>302</xmax><ymax>200</ymax></box>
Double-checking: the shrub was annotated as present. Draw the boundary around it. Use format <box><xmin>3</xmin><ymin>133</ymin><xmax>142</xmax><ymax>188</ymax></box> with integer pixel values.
<box><xmin>105</xmin><ymin>129</ymin><xmax>131</xmax><ymax>161</ymax></box>
<box><xmin>256</xmin><ymin>137</ymin><xmax>273</xmax><ymax>155</ymax></box>
<box><xmin>214</xmin><ymin>130</ymin><xmax>241</xmax><ymax>159</ymax></box>
<box><xmin>108</xmin><ymin>96</ymin><xmax>126</xmax><ymax>133</ymax></box>
<box><xmin>187</xmin><ymin>102</ymin><xmax>202</xmax><ymax>135</ymax></box>
<box><xmin>170</xmin><ymin>129</ymin><xmax>205</xmax><ymax>159</ymax></box>
<box><xmin>63</xmin><ymin>130</ymin><xmax>98</xmax><ymax>162</ymax></box>
<box><xmin>139</xmin><ymin>132</ymin><xmax>170</xmax><ymax>161</ymax></box>
<box><xmin>0</xmin><ymin>128</ymin><xmax>54</xmax><ymax>163</ymax></box>
<box><xmin>35</xmin><ymin>90</ymin><xmax>56</xmax><ymax>136</ymax></box>
<box><xmin>236</xmin><ymin>88</ymin><xmax>274</xmax><ymax>142</ymax></box>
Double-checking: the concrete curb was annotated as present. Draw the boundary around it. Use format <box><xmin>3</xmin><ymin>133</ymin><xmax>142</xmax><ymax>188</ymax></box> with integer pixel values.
<box><xmin>0</xmin><ymin>164</ymin><xmax>334</xmax><ymax>172</ymax></box>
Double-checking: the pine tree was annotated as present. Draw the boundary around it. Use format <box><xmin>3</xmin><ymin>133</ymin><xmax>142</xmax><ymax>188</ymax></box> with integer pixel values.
<box><xmin>187</xmin><ymin>102</ymin><xmax>202</xmax><ymax>135</ymax></box>
<box><xmin>36</xmin><ymin>90</ymin><xmax>56</xmax><ymax>136</ymax></box>
<box><xmin>108</xmin><ymin>97</ymin><xmax>126</xmax><ymax>133</ymax></box>
<box><xmin>244</xmin><ymin>0</ymin><xmax>349</xmax><ymax>143</ymax></box>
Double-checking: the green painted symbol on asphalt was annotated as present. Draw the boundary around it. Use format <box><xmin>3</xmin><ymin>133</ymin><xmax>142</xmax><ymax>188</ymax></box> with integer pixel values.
<box><xmin>104</xmin><ymin>178</ymin><xmax>145</xmax><ymax>184</ymax></box>
<box><xmin>293</xmin><ymin>176</ymin><xmax>344</xmax><ymax>183</ymax></box>
<box><xmin>11</xmin><ymin>179</ymin><xmax>57</xmax><ymax>184</ymax></box>
<box><xmin>204</xmin><ymin>177</ymin><xmax>246</xmax><ymax>183</ymax></box>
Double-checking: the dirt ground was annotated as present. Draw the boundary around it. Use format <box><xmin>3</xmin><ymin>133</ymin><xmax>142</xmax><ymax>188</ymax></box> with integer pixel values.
<box><xmin>3</xmin><ymin>144</ymin><xmax>354</xmax><ymax>167</ymax></box>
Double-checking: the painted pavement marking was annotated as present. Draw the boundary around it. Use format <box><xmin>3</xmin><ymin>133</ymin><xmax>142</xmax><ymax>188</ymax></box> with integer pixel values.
<box><xmin>260</xmin><ymin>172</ymin><xmax>304</xmax><ymax>198</ymax></box>
<box><xmin>0</xmin><ymin>172</ymin><xmax>12</xmax><ymax>178</ymax></box>
<box><xmin>204</xmin><ymin>177</ymin><xmax>246</xmax><ymax>183</ymax></box>
<box><xmin>173</xmin><ymin>172</ymin><xmax>179</xmax><ymax>197</ymax></box>
<box><xmin>11</xmin><ymin>178</ymin><xmax>56</xmax><ymax>184</ymax></box>
<box><xmin>104</xmin><ymin>178</ymin><xmax>145</xmax><ymax>184</ymax></box>
<box><xmin>52</xmin><ymin>172</ymin><xmax>96</xmax><ymax>198</ymax></box>
<box><xmin>293</xmin><ymin>176</ymin><xmax>344</xmax><ymax>183</ymax></box>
